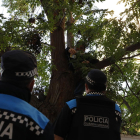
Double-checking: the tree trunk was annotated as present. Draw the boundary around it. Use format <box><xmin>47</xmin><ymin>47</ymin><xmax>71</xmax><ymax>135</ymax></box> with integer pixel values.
<box><xmin>67</xmin><ymin>12</ymin><xmax>74</xmax><ymax>48</ymax></box>
<box><xmin>38</xmin><ymin>25</ymin><xmax>74</xmax><ymax>122</ymax></box>
<box><xmin>38</xmin><ymin>0</ymin><xmax>76</xmax><ymax>122</ymax></box>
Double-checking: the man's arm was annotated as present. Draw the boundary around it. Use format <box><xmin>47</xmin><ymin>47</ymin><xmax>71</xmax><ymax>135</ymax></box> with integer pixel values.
<box><xmin>83</xmin><ymin>53</ymin><xmax>99</xmax><ymax>64</ymax></box>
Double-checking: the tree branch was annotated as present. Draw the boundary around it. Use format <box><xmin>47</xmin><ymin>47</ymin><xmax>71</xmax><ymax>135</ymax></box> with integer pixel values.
<box><xmin>120</xmin><ymin>53</ymin><xmax>140</xmax><ymax>60</ymax></box>
<box><xmin>120</xmin><ymin>0</ymin><xmax>140</xmax><ymax>19</ymax></box>
<box><xmin>84</xmin><ymin>9</ymin><xmax>108</xmax><ymax>15</ymax></box>
<box><xmin>122</xmin><ymin>98</ymin><xmax>131</xmax><ymax>111</ymax></box>
<box><xmin>114</xmin><ymin>64</ymin><xmax>139</xmax><ymax>100</ymax></box>
<box><xmin>94</xmin><ymin>42</ymin><xmax>140</xmax><ymax>69</ymax></box>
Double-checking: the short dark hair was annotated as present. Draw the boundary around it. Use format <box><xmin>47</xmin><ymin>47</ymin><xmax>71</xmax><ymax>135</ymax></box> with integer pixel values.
<box><xmin>85</xmin><ymin>69</ymin><xmax>107</xmax><ymax>92</ymax></box>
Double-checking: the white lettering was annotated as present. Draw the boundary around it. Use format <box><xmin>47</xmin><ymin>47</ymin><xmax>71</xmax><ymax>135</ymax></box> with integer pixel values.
<box><xmin>99</xmin><ymin>118</ymin><xmax>103</xmax><ymax>123</ymax></box>
<box><xmin>0</xmin><ymin>121</ymin><xmax>5</xmax><ymax>131</ymax></box>
<box><xmin>84</xmin><ymin>115</ymin><xmax>109</xmax><ymax>128</ymax></box>
<box><xmin>104</xmin><ymin>118</ymin><xmax>109</xmax><ymax>124</ymax></box>
<box><xmin>0</xmin><ymin>122</ymin><xmax>13</xmax><ymax>139</ymax></box>
<box><xmin>89</xmin><ymin>117</ymin><xmax>93</xmax><ymax>122</ymax></box>
<box><xmin>94</xmin><ymin>117</ymin><xmax>98</xmax><ymax>123</ymax></box>
<box><xmin>84</xmin><ymin>116</ymin><xmax>89</xmax><ymax>121</ymax></box>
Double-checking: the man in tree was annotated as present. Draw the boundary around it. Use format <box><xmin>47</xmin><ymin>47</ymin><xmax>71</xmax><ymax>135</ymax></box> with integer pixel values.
<box><xmin>66</xmin><ymin>41</ymin><xmax>99</xmax><ymax>96</ymax></box>
<box><xmin>54</xmin><ymin>69</ymin><xmax>121</xmax><ymax>140</ymax></box>
<box><xmin>0</xmin><ymin>50</ymin><xmax>54</xmax><ymax>140</ymax></box>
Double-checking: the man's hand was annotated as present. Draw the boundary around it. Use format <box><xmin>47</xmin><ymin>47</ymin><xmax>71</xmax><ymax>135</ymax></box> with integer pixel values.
<box><xmin>68</xmin><ymin>48</ymin><xmax>76</xmax><ymax>54</ymax></box>
<box><xmin>82</xmin><ymin>60</ymin><xmax>90</xmax><ymax>63</ymax></box>
<box><xmin>54</xmin><ymin>134</ymin><xmax>64</xmax><ymax>140</ymax></box>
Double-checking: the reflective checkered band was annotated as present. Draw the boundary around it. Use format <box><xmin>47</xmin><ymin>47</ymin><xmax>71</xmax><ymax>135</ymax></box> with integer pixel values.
<box><xmin>86</xmin><ymin>75</ymin><xmax>95</xmax><ymax>85</ymax></box>
<box><xmin>0</xmin><ymin>110</ymin><xmax>44</xmax><ymax>135</ymax></box>
<box><xmin>15</xmin><ymin>68</ymin><xmax>38</xmax><ymax>77</ymax></box>
<box><xmin>72</xmin><ymin>108</ymin><xmax>77</xmax><ymax>114</ymax></box>
<box><xmin>86</xmin><ymin>92</ymin><xmax>104</xmax><ymax>96</ymax></box>
<box><xmin>115</xmin><ymin>111</ymin><xmax>121</xmax><ymax>117</ymax></box>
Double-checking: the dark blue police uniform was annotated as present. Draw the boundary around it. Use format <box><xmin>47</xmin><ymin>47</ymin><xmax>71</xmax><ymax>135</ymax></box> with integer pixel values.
<box><xmin>0</xmin><ymin>81</ymin><xmax>54</xmax><ymax>140</ymax></box>
<box><xmin>54</xmin><ymin>94</ymin><xmax>121</xmax><ymax>140</ymax></box>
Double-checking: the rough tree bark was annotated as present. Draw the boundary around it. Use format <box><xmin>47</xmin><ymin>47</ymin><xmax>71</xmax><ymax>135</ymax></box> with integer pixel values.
<box><xmin>67</xmin><ymin>12</ymin><xmax>74</xmax><ymax>48</ymax></box>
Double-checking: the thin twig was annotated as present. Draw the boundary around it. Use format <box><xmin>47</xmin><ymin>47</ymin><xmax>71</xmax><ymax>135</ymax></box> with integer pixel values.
<box><xmin>115</xmin><ymin>64</ymin><xmax>139</xmax><ymax>100</ymax></box>
<box><xmin>120</xmin><ymin>53</ymin><xmax>140</xmax><ymax>60</ymax></box>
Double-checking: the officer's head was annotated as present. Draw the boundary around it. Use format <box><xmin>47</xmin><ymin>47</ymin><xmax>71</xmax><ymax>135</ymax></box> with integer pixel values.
<box><xmin>1</xmin><ymin>50</ymin><xmax>38</xmax><ymax>92</ymax></box>
<box><xmin>85</xmin><ymin>69</ymin><xmax>107</xmax><ymax>93</ymax></box>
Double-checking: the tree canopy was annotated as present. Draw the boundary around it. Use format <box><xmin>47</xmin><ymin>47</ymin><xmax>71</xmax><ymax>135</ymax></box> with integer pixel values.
<box><xmin>1</xmin><ymin>0</ymin><xmax>140</xmax><ymax>135</ymax></box>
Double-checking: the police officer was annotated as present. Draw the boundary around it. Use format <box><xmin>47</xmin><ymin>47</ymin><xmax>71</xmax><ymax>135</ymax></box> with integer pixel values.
<box><xmin>0</xmin><ymin>50</ymin><xmax>54</xmax><ymax>140</ymax></box>
<box><xmin>54</xmin><ymin>69</ymin><xmax>121</xmax><ymax>140</ymax></box>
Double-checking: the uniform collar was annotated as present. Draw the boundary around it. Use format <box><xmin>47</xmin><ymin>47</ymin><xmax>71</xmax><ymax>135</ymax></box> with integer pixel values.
<box><xmin>0</xmin><ymin>81</ymin><xmax>31</xmax><ymax>103</ymax></box>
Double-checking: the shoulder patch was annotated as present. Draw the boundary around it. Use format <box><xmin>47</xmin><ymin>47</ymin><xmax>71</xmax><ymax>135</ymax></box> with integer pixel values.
<box><xmin>66</xmin><ymin>99</ymin><xmax>77</xmax><ymax>109</ymax></box>
<box><xmin>115</xmin><ymin>104</ymin><xmax>121</xmax><ymax>112</ymax></box>
<box><xmin>0</xmin><ymin>94</ymin><xmax>49</xmax><ymax>129</ymax></box>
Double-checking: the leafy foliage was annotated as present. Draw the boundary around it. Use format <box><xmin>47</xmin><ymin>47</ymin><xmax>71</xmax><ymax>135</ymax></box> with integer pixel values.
<box><xmin>1</xmin><ymin>0</ymin><xmax>140</xmax><ymax>135</ymax></box>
